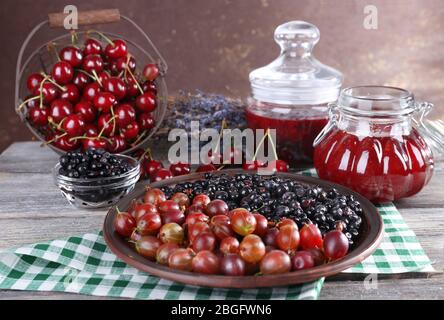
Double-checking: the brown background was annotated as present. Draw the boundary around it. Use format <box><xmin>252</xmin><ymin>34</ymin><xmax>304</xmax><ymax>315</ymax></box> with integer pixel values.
<box><xmin>1</xmin><ymin>0</ymin><xmax>443</xmax><ymax>151</ymax></box>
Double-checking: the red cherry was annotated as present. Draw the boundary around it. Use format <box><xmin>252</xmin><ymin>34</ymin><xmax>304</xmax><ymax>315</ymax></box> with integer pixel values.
<box><xmin>93</xmin><ymin>92</ymin><xmax>116</xmax><ymax>113</ymax></box>
<box><xmin>97</xmin><ymin>114</ymin><xmax>115</xmax><ymax>137</ymax></box>
<box><xmin>51</xmin><ymin>61</ymin><xmax>74</xmax><ymax>84</ymax></box>
<box><xmin>120</xmin><ymin>121</ymin><xmax>140</xmax><ymax>141</ymax></box>
<box><xmin>143</xmin><ymin>159</ymin><xmax>163</xmax><ymax>178</ymax></box>
<box><xmin>81</xmin><ymin>137</ymin><xmax>108</xmax><ymax>150</ymax></box>
<box><xmin>23</xmin><ymin>95</ymin><xmax>39</xmax><ymax>109</ymax></box>
<box><xmin>125</xmin><ymin>77</ymin><xmax>140</xmax><ymax>98</ymax></box>
<box><xmin>82</xmin><ymin>83</ymin><xmax>101</xmax><ymax>101</ymax></box>
<box><xmin>115</xmin><ymin>104</ymin><xmax>136</xmax><ymax>128</ymax></box>
<box><xmin>62</xmin><ymin>114</ymin><xmax>85</xmax><ymax>137</ymax></box>
<box><xmin>97</xmin><ymin>71</ymin><xmax>111</xmax><ymax>84</ymax></box>
<box><xmin>142</xmin><ymin>81</ymin><xmax>157</xmax><ymax>94</ymax></box>
<box><xmin>110</xmin><ymin>55</ymin><xmax>136</xmax><ymax>74</ymax></box>
<box><xmin>59</xmin><ymin>84</ymin><xmax>80</xmax><ymax>103</ymax></box>
<box><xmin>53</xmin><ymin>134</ymin><xmax>80</xmax><ymax>151</ymax></box>
<box><xmin>196</xmin><ymin>164</ymin><xmax>217</xmax><ymax>173</ymax></box>
<box><xmin>83</xmin><ymin>38</ymin><xmax>102</xmax><ymax>56</ymax></box>
<box><xmin>84</xmin><ymin>123</ymin><xmax>98</xmax><ymax>137</ymax></box>
<box><xmin>103</xmin><ymin>77</ymin><xmax>127</xmax><ymax>100</ymax></box>
<box><xmin>50</xmin><ymin>99</ymin><xmax>73</xmax><ymax>123</ymax></box>
<box><xmin>268</xmin><ymin>159</ymin><xmax>289</xmax><ymax>172</ymax></box>
<box><xmin>151</xmin><ymin>168</ymin><xmax>173</xmax><ymax>182</ymax></box>
<box><xmin>242</xmin><ymin>160</ymin><xmax>266</xmax><ymax>171</ymax></box>
<box><xmin>72</xmin><ymin>72</ymin><xmax>90</xmax><ymax>91</ymax></box>
<box><xmin>206</xmin><ymin>150</ymin><xmax>223</xmax><ymax>165</ymax></box>
<box><xmin>142</xmin><ymin>63</ymin><xmax>159</xmax><ymax>81</ymax></box>
<box><xmin>82</xmin><ymin>54</ymin><xmax>104</xmax><ymax>73</ymax></box>
<box><xmin>28</xmin><ymin>107</ymin><xmax>48</xmax><ymax>126</ymax></box>
<box><xmin>33</xmin><ymin>82</ymin><xmax>59</xmax><ymax>104</ymax></box>
<box><xmin>74</xmin><ymin>101</ymin><xmax>96</xmax><ymax>123</ymax></box>
<box><xmin>108</xmin><ymin>135</ymin><xmax>127</xmax><ymax>153</ymax></box>
<box><xmin>136</xmin><ymin>92</ymin><xmax>156</xmax><ymax>112</ymax></box>
<box><xmin>59</xmin><ymin>46</ymin><xmax>83</xmax><ymax>67</ymax></box>
<box><xmin>105</xmin><ymin>39</ymin><xmax>128</xmax><ymax>59</ymax></box>
<box><xmin>26</xmin><ymin>73</ymin><xmax>44</xmax><ymax>92</ymax></box>
<box><xmin>169</xmin><ymin>162</ymin><xmax>191</xmax><ymax>176</ymax></box>
<box><xmin>138</xmin><ymin>113</ymin><xmax>155</xmax><ymax>131</ymax></box>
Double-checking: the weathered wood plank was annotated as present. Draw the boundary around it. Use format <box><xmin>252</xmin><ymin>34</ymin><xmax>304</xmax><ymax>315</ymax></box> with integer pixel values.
<box><xmin>0</xmin><ymin>141</ymin><xmax>170</xmax><ymax>174</ymax></box>
<box><xmin>1</xmin><ymin>142</ymin><xmax>444</xmax><ymax>299</ymax></box>
<box><xmin>320</xmin><ymin>277</ymin><xmax>444</xmax><ymax>300</ymax></box>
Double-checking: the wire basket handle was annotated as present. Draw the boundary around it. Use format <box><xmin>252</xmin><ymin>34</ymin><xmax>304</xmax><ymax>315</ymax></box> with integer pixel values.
<box><xmin>48</xmin><ymin>9</ymin><xmax>121</xmax><ymax>28</ymax></box>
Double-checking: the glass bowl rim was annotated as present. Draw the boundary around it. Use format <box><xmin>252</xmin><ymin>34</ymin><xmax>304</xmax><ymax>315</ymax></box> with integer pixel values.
<box><xmin>53</xmin><ymin>154</ymin><xmax>141</xmax><ymax>184</ymax></box>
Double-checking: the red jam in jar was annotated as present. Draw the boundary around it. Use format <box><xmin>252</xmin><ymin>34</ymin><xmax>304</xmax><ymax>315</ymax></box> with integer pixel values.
<box><xmin>247</xmin><ymin>21</ymin><xmax>342</xmax><ymax>167</ymax></box>
<box><xmin>314</xmin><ymin>86</ymin><xmax>434</xmax><ymax>203</ymax></box>
<box><xmin>246</xmin><ymin>104</ymin><xmax>328</xmax><ymax>165</ymax></box>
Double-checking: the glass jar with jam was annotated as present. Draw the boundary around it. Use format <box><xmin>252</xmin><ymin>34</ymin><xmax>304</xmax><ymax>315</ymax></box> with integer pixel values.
<box><xmin>313</xmin><ymin>86</ymin><xmax>435</xmax><ymax>203</ymax></box>
<box><xmin>246</xmin><ymin>21</ymin><xmax>343</xmax><ymax>167</ymax></box>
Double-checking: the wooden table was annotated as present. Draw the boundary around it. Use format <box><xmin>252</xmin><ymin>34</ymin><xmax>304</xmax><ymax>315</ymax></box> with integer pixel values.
<box><xmin>0</xmin><ymin>142</ymin><xmax>443</xmax><ymax>299</ymax></box>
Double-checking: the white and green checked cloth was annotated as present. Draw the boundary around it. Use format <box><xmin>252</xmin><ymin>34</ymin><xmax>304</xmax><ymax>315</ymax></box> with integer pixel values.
<box><xmin>0</xmin><ymin>170</ymin><xmax>433</xmax><ymax>299</ymax></box>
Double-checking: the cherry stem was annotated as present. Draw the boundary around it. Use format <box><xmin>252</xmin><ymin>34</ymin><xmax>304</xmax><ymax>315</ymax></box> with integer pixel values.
<box><xmin>126</xmin><ymin>59</ymin><xmax>144</xmax><ymax>95</ymax></box>
<box><xmin>216</xmin><ymin>165</ymin><xmax>225</xmax><ymax>171</ymax></box>
<box><xmin>47</xmin><ymin>42</ymin><xmax>60</xmax><ymax>62</ymax></box>
<box><xmin>116</xmin><ymin>206</ymin><xmax>121</xmax><ymax>214</ymax></box>
<box><xmin>40</xmin><ymin>72</ymin><xmax>67</xmax><ymax>92</ymax></box>
<box><xmin>267</xmin><ymin>129</ymin><xmax>279</xmax><ymax>160</ymax></box>
<box><xmin>77</xmin><ymin>69</ymin><xmax>98</xmax><ymax>82</ymax></box>
<box><xmin>252</xmin><ymin>128</ymin><xmax>270</xmax><ymax>161</ymax></box>
<box><xmin>87</xmin><ymin>30</ymin><xmax>115</xmax><ymax>46</ymax></box>
<box><xmin>17</xmin><ymin>96</ymin><xmax>39</xmax><ymax>112</ymax></box>
<box><xmin>97</xmin><ymin>115</ymin><xmax>117</xmax><ymax>138</ymax></box>
<box><xmin>213</xmin><ymin>118</ymin><xmax>227</xmax><ymax>154</ymax></box>
<box><xmin>47</xmin><ymin>117</ymin><xmax>65</xmax><ymax>131</ymax></box>
<box><xmin>131</xmin><ymin>130</ymin><xmax>147</xmax><ymax>147</ymax></box>
<box><xmin>110</xmin><ymin>106</ymin><xmax>116</xmax><ymax>135</ymax></box>
<box><xmin>70</xmin><ymin>30</ymin><xmax>79</xmax><ymax>46</ymax></box>
<box><xmin>38</xmin><ymin>76</ymin><xmax>50</xmax><ymax>108</ymax></box>
<box><xmin>124</xmin><ymin>54</ymin><xmax>129</xmax><ymax>79</ymax></box>
<box><xmin>92</xmin><ymin>70</ymin><xmax>102</xmax><ymax>87</ymax></box>
<box><xmin>69</xmin><ymin>135</ymin><xmax>112</xmax><ymax>144</ymax></box>
<box><xmin>44</xmin><ymin>132</ymin><xmax>67</xmax><ymax>145</ymax></box>
<box><xmin>139</xmin><ymin>148</ymin><xmax>153</xmax><ymax>161</ymax></box>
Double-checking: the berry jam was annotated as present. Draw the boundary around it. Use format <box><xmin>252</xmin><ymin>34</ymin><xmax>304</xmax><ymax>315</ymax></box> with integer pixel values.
<box><xmin>314</xmin><ymin>128</ymin><xmax>434</xmax><ymax>203</ymax></box>
<box><xmin>246</xmin><ymin>106</ymin><xmax>328</xmax><ymax>166</ymax></box>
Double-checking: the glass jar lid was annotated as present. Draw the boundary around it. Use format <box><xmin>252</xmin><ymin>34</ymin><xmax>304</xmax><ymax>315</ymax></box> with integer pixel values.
<box><xmin>249</xmin><ymin>21</ymin><xmax>343</xmax><ymax>105</ymax></box>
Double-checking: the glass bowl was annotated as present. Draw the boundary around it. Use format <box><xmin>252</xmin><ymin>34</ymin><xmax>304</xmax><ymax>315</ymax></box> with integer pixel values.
<box><xmin>53</xmin><ymin>154</ymin><xmax>141</xmax><ymax>209</ymax></box>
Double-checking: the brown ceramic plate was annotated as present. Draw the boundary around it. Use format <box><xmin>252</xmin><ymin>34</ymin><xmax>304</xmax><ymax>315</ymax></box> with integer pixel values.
<box><xmin>103</xmin><ymin>169</ymin><xmax>383</xmax><ymax>288</ymax></box>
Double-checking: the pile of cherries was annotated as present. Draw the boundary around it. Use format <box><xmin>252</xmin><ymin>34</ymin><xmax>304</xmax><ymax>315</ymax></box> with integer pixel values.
<box><xmin>20</xmin><ymin>31</ymin><xmax>160</xmax><ymax>153</ymax></box>
<box><xmin>114</xmin><ymin>184</ymin><xmax>351</xmax><ymax>276</ymax></box>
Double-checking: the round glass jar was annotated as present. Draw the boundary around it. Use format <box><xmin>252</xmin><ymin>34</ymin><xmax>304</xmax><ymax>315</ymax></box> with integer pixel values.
<box><xmin>313</xmin><ymin>86</ymin><xmax>434</xmax><ymax>203</ymax></box>
<box><xmin>246</xmin><ymin>21</ymin><xmax>342</xmax><ymax>167</ymax></box>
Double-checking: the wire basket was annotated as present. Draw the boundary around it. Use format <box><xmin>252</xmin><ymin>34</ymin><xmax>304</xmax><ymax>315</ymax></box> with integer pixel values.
<box><xmin>15</xmin><ymin>8</ymin><xmax>168</xmax><ymax>155</ymax></box>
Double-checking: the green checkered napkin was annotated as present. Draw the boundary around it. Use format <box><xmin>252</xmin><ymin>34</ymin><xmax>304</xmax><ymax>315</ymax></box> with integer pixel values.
<box><xmin>301</xmin><ymin>169</ymin><xmax>433</xmax><ymax>274</ymax></box>
<box><xmin>0</xmin><ymin>233</ymin><xmax>324</xmax><ymax>299</ymax></box>
<box><xmin>0</xmin><ymin>170</ymin><xmax>432</xmax><ymax>299</ymax></box>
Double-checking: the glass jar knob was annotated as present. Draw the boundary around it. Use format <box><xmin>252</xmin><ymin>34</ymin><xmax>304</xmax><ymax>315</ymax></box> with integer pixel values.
<box><xmin>274</xmin><ymin>21</ymin><xmax>320</xmax><ymax>57</ymax></box>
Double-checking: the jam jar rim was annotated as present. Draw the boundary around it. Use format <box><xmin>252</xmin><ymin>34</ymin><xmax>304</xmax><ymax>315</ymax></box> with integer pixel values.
<box><xmin>337</xmin><ymin>85</ymin><xmax>417</xmax><ymax>118</ymax></box>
